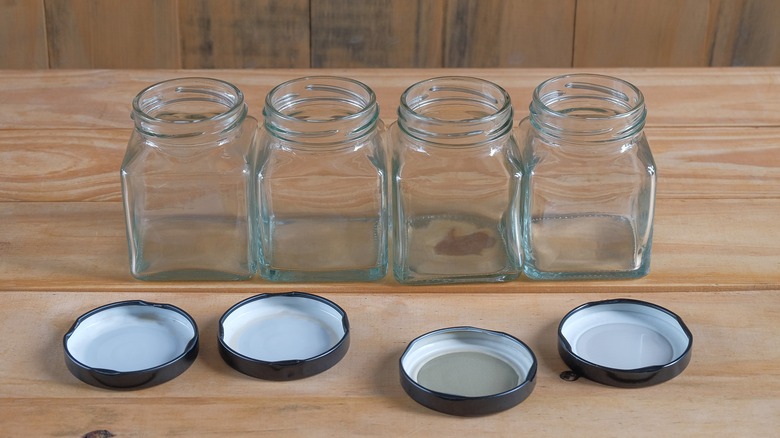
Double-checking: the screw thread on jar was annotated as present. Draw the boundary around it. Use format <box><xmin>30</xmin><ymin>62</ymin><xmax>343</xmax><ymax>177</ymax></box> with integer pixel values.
<box><xmin>262</xmin><ymin>76</ymin><xmax>380</xmax><ymax>147</ymax></box>
<box><xmin>396</xmin><ymin>76</ymin><xmax>513</xmax><ymax>146</ymax></box>
<box><xmin>131</xmin><ymin>77</ymin><xmax>248</xmax><ymax>141</ymax></box>
<box><xmin>529</xmin><ymin>74</ymin><xmax>646</xmax><ymax>144</ymax></box>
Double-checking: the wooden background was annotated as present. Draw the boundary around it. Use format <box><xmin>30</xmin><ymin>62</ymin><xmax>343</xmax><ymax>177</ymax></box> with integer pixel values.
<box><xmin>2</xmin><ymin>0</ymin><xmax>779</xmax><ymax>69</ymax></box>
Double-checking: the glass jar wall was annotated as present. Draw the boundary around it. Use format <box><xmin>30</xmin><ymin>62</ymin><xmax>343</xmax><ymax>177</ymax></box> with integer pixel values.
<box><xmin>121</xmin><ymin>77</ymin><xmax>257</xmax><ymax>280</ymax></box>
<box><xmin>391</xmin><ymin>77</ymin><xmax>523</xmax><ymax>284</ymax></box>
<box><xmin>255</xmin><ymin>76</ymin><xmax>388</xmax><ymax>282</ymax></box>
<box><xmin>518</xmin><ymin>74</ymin><xmax>656</xmax><ymax>280</ymax></box>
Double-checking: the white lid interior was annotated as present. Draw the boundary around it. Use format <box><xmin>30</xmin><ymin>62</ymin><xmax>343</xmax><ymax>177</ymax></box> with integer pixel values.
<box><xmin>221</xmin><ymin>295</ymin><xmax>346</xmax><ymax>362</ymax></box>
<box><xmin>560</xmin><ymin>301</ymin><xmax>691</xmax><ymax>370</ymax></box>
<box><xmin>401</xmin><ymin>328</ymin><xmax>535</xmax><ymax>397</ymax></box>
<box><xmin>66</xmin><ymin>304</ymin><xmax>195</xmax><ymax>372</ymax></box>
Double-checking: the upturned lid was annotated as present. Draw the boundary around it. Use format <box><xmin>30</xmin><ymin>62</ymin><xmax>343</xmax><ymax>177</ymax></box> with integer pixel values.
<box><xmin>63</xmin><ymin>300</ymin><xmax>199</xmax><ymax>390</ymax></box>
<box><xmin>558</xmin><ymin>298</ymin><xmax>693</xmax><ymax>388</ymax></box>
<box><xmin>218</xmin><ymin>292</ymin><xmax>350</xmax><ymax>380</ymax></box>
<box><xmin>400</xmin><ymin>326</ymin><xmax>537</xmax><ymax>416</ymax></box>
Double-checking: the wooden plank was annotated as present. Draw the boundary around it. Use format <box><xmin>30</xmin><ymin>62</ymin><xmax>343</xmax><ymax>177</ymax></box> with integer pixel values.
<box><xmin>44</xmin><ymin>0</ymin><xmax>180</xmax><ymax>68</ymax></box>
<box><xmin>0</xmin><ymin>290</ymin><xmax>778</xmax><ymax>435</ymax></box>
<box><xmin>311</xmin><ymin>0</ymin><xmax>445</xmax><ymax>68</ymax></box>
<box><xmin>444</xmin><ymin>0</ymin><xmax>575</xmax><ymax>67</ymax></box>
<box><xmin>1</xmin><ymin>127</ymin><xmax>777</xmax><ymax>203</ymax></box>
<box><xmin>573</xmin><ymin>0</ymin><xmax>713</xmax><ymax>67</ymax></box>
<box><xmin>709</xmin><ymin>0</ymin><xmax>780</xmax><ymax>66</ymax></box>
<box><xmin>0</xmin><ymin>129</ymin><xmax>127</xmax><ymax>202</ymax></box>
<box><xmin>178</xmin><ymin>0</ymin><xmax>310</xmax><ymax>68</ymax></box>
<box><xmin>0</xmin><ymin>0</ymin><xmax>48</xmax><ymax>68</ymax></box>
<box><xmin>0</xmin><ymin>198</ymin><xmax>777</xmax><ymax>292</ymax></box>
<box><xmin>2</xmin><ymin>69</ymin><xmax>780</xmax><ymax>130</ymax></box>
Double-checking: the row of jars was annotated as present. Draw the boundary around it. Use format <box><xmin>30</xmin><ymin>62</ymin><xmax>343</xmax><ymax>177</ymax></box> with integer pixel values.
<box><xmin>121</xmin><ymin>74</ymin><xmax>656</xmax><ymax>283</ymax></box>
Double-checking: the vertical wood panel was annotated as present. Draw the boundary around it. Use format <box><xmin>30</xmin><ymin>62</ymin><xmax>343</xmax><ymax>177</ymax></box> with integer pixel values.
<box><xmin>444</xmin><ymin>0</ymin><xmax>575</xmax><ymax>67</ymax></box>
<box><xmin>44</xmin><ymin>0</ymin><xmax>180</xmax><ymax>68</ymax></box>
<box><xmin>311</xmin><ymin>0</ymin><xmax>445</xmax><ymax>68</ymax></box>
<box><xmin>709</xmin><ymin>0</ymin><xmax>780</xmax><ymax>66</ymax></box>
<box><xmin>0</xmin><ymin>0</ymin><xmax>48</xmax><ymax>68</ymax></box>
<box><xmin>573</xmin><ymin>0</ymin><xmax>713</xmax><ymax>67</ymax></box>
<box><xmin>178</xmin><ymin>0</ymin><xmax>310</xmax><ymax>68</ymax></box>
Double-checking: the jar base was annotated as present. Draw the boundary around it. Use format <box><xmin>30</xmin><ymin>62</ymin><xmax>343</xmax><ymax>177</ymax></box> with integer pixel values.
<box><xmin>131</xmin><ymin>268</ymin><xmax>254</xmax><ymax>282</ymax></box>
<box><xmin>259</xmin><ymin>266</ymin><xmax>387</xmax><ymax>282</ymax></box>
<box><xmin>522</xmin><ymin>264</ymin><xmax>650</xmax><ymax>281</ymax></box>
<box><xmin>394</xmin><ymin>269</ymin><xmax>520</xmax><ymax>285</ymax></box>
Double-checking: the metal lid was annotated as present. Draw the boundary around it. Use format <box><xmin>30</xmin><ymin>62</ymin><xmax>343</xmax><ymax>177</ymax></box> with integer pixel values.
<box><xmin>558</xmin><ymin>298</ymin><xmax>693</xmax><ymax>388</ymax></box>
<box><xmin>218</xmin><ymin>292</ymin><xmax>350</xmax><ymax>380</ymax></box>
<box><xmin>63</xmin><ymin>300</ymin><xmax>199</xmax><ymax>390</ymax></box>
<box><xmin>400</xmin><ymin>326</ymin><xmax>537</xmax><ymax>416</ymax></box>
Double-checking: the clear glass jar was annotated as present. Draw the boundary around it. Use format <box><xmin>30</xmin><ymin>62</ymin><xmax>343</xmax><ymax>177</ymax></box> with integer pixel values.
<box><xmin>255</xmin><ymin>76</ymin><xmax>387</xmax><ymax>282</ymax></box>
<box><xmin>518</xmin><ymin>74</ymin><xmax>656</xmax><ymax>280</ymax></box>
<box><xmin>121</xmin><ymin>77</ymin><xmax>257</xmax><ymax>281</ymax></box>
<box><xmin>392</xmin><ymin>77</ymin><xmax>523</xmax><ymax>284</ymax></box>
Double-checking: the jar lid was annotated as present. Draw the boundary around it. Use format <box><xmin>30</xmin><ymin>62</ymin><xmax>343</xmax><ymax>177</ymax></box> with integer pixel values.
<box><xmin>558</xmin><ymin>298</ymin><xmax>693</xmax><ymax>388</ymax></box>
<box><xmin>63</xmin><ymin>300</ymin><xmax>199</xmax><ymax>390</ymax></box>
<box><xmin>400</xmin><ymin>326</ymin><xmax>537</xmax><ymax>416</ymax></box>
<box><xmin>218</xmin><ymin>292</ymin><xmax>350</xmax><ymax>380</ymax></box>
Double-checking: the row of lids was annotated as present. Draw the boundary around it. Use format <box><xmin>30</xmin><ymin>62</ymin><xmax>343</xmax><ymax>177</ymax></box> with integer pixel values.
<box><xmin>63</xmin><ymin>292</ymin><xmax>693</xmax><ymax>417</ymax></box>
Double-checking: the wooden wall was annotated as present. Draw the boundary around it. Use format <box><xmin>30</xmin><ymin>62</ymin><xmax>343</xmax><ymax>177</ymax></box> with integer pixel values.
<box><xmin>2</xmin><ymin>0</ymin><xmax>779</xmax><ymax>69</ymax></box>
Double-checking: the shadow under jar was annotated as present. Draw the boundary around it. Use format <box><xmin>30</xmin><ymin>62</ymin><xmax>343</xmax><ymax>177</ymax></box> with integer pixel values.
<box><xmin>392</xmin><ymin>77</ymin><xmax>523</xmax><ymax>285</ymax></box>
<box><xmin>518</xmin><ymin>74</ymin><xmax>657</xmax><ymax>280</ymax></box>
<box><xmin>255</xmin><ymin>77</ymin><xmax>387</xmax><ymax>282</ymax></box>
<box><xmin>121</xmin><ymin>77</ymin><xmax>257</xmax><ymax>281</ymax></box>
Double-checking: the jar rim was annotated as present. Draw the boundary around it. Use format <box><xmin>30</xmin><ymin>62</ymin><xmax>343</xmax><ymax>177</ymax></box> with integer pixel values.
<box><xmin>399</xmin><ymin>76</ymin><xmax>512</xmax><ymax>124</ymax></box>
<box><xmin>264</xmin><ymin>75</ymin><xmax>377</xmax><ymax>124</ymax></box>
<box><xmin>532</xmin><ymin>73</ymin><xmax>645</xmax><ymax>121</ymax></box>
<box><xmin>132</xmin><ymin>77</ymin><xmax>245</xmax><ymax>125</ymax></box>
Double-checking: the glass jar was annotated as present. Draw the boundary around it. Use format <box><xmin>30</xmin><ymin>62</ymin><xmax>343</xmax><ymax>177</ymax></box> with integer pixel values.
<box><xmin>518</xmin><ymin>74</ymin><xmax>656</xmax><ymax>280</ymax></box>
<box><xmin>392</xmin><ymin>77</ymin><xmax>523</xmax><ymax>284</ymax></box>
<box><xmin>255</xmin><ymin>76</ymin><xmax>387</xmax><ymax>282</ymax></box>
<box><xmin>121</xmin><ymin>77</ymin><xmax>257</xmax><ymax>281</ymax></box>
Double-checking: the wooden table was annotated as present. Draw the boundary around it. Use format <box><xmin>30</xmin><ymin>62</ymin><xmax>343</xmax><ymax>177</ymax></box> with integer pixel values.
<box><xmin>1</xmin><ymin>69</ymin><xmax>778</xmax><ymax>436</ymax></box>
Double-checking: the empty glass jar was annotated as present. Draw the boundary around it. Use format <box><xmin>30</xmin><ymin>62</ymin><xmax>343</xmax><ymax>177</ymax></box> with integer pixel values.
<box><xmin>518</xmin><ymin>74</ymin><xmax>657</xmax><ymax>280</ymax></box>
<box><xmin>121</xmin><ymin>77</ymin><xmax>257</xmax><ymax>280</ymax></box>
<box><xmin>392</xmin><ymin>77</ymin><xmax>523</xmax><ymax>284</ymax></box>
<box><xmin>255</xmin><ymin>76</ymin><xmax>388</xmax><ymax>281</ymax></box>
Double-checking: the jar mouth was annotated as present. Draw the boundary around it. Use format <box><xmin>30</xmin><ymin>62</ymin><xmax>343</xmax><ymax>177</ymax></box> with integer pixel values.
<box><xmin>132</xmin><ymin>77</ymin><xmax>247</xmax><ymax>139</ymax></box>
<box><xmin>398</xmin><ymin>76</ymin><xmax>513</xmax><ymax>146</ymax></box>
<box><xmin>529</xmin><ymin>74</ymin><xmax>646</xmax><ymax>142</ymax></box>
<box><xmin>263</xmin><ymin>76</ymin><xmax>379</xmax><ymax>144</ymax></box>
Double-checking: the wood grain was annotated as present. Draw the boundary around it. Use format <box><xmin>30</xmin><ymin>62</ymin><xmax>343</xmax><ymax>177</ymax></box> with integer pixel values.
<box><xmin>709</xmin><ymin>0</ymin><xmax>780</xmax><ymax>66</ymax></box>
<box><xmin>0</xmin><ymin>0</ymin><xmax>48</xmax><ymax>68</ymax></box>
<box><xmin>0</xmin><ymin>290</ymin><xmax>778</xmax><ymax>436</ymax></box>
<box><xmin>0</xmin><ymin>68</ymin><xmax>779</xmax><ymax>436</ymax></box>
<box><xmin>0</xmin><ymin>197</ymin><xmax>777</xmax><ymax>292</ymax></box>
<box><xmin>311</xmin><ymin>0</ymin><xmax>446</xmax><ymax>68</ymax></box>
<box><xmin>2</xmin><ymin>69</ymin><xmax>780</xmax><ymax>130</ymax></box>
<box><xmin>573</xmin><ymin>0</ymin><xmax>714</xmax><ymax>67</ymax></box>
<box><xmin>44</xmin><ymin>0</ymin><xmax>180</xmax><ymax>68</ymax></box>
<box><xmin>444</xmin><ymin>0</ymin><xmax>575</xmax><ymax>67</ymax></box>
<box><xmin>178</xmin><ymin>0</ymin><xmax>310</xmax><ymax>68</ymax></box>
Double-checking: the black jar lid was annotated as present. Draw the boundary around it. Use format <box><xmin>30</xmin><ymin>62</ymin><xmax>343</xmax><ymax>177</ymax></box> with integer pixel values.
<box><xmin>63</xmin><ymin>300</ymin><xmax>199</xmax><ymax>390</ymax></box>
<box><xmin>218</xmin><ymin>292</ymin><xmax>350</xmax><ymax>380</ymax></box>
<box><xmin>558</xmin><ymin>298</ymin><xmax>693</xmax><ymax>388</ymax></box>
<box><xmin>400</xmin><ymin>326</ymin><xmax>537</xmax><ymax>416</ymax></box>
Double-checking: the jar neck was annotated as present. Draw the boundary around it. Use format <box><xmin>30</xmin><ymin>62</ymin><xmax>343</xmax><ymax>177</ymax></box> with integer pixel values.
<box><xmin>132</xmin><ymin>77</ymin><xmax>247</xmax><ymax>143</ymax></box>
<box><xmin>529</xmin><ymin>74</ymin><xmax>646</xmax><ymax>143</ymax></box>
<box><xmin>263</xmin><ymin>76</ymin><xmax>379</xmax><ymax>148</ymax></box>
<box><xmin>397</xmin><ymin>76</ymin><xmax>513</xmax><ymax>146</ymax></box>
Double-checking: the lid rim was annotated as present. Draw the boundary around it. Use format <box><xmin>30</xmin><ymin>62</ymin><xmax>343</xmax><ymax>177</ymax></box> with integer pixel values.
<box><xmin>557</xmin><ymin>298</ymin><xmax>693</xmax><ymax>388</ymax></box>
<box><xmin>399</xmin><ymin>326</ymin><xmax>537</xmax><ymax>416</ymax></box>
<box><xmin>218</xmin><ymin>292</ymin><xmax>350</xmax><ymax>380</ymax></box>
<box><xmin>63</xmin><ymin>300</ymin><xmax>199</xmax><ymax>390</ymax></box>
